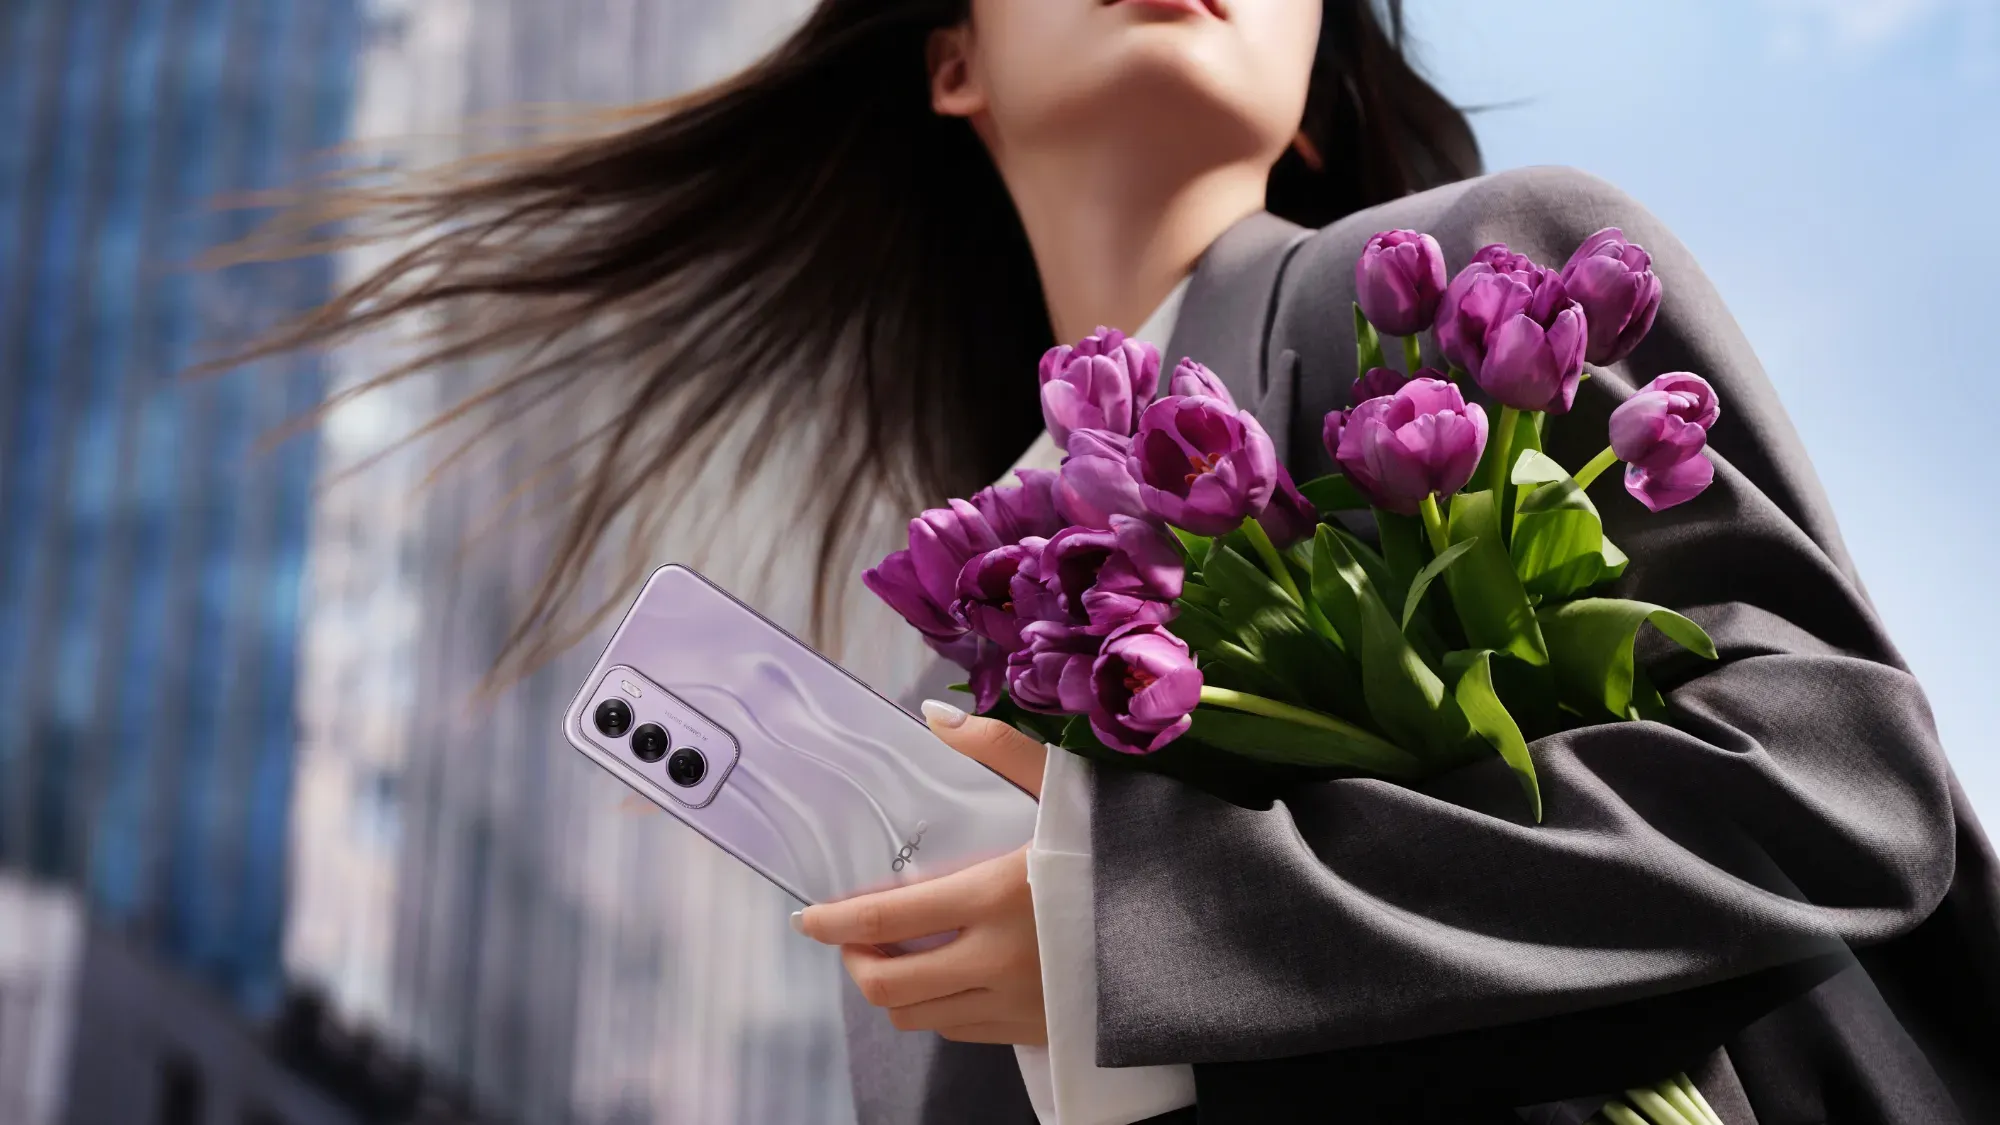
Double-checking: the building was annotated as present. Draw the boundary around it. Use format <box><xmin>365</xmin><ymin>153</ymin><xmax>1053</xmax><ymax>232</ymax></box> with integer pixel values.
<box><xmin>283</xmin><ymin>2</ymin><xmax>941</xmax><ymax>1122</ymax></box>
<box><xmin>1</xmin><ymin>873</ymin><xmax>361</xmax><ymax>1125</ymax></box>
<box><xmin>0</xmin><ymin>0</ymin><xmax>363</xmax><ymax>1017</ymax></box>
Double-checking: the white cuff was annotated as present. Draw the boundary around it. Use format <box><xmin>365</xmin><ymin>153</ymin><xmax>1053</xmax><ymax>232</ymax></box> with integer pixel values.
<box><xmin>1014</xmin><ymin>747</ymin><xmax>1195</xmax><ymax>1125</ymax></box>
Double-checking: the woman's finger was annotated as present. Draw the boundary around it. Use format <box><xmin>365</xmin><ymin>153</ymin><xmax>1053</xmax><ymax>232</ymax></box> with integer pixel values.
<box><xmin>936</xmin><ymin>1020</ymin><xmax>1048</xmax><ymax>1047</ymax></box>
<box><xmin>887</xmin><ymin>987</ymin><xmax>1009</xmax><ymax>1033</ymax></box>
<box><xmin>840</xmin><ymin>927</ymin><xmax>996</xmax><ymax>1010</ymax></box>
<box><xmin>920</xmin><ymin>699</ymin><xmax>1047</xmax><ymax>798</ymax></box>
<box><xmin>798</xmin><ymin>848</ymin><xmax>1017</xmax><ymax>946</ymax></box>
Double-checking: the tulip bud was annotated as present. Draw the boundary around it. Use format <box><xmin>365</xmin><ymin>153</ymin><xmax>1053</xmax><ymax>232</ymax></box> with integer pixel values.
<box><xmin>1354</xmin><ymin>230</ymin><xmax>1449</xmax><ymax>337</ymax></box>
<box><xmin>1130</xmin><ymin>396</ymin><xmax>1279</xmax><ymax>536</ymax></box>
<box><xmin>1326</xmin><ymin>378</ymin><xmax>1489</xmax><ymax>515</ymax></box>
<box><xmin>953</xmin><ymin>540</ymin><xmax>1047</xmax><ymax>654</ymax></box>
<box><xmin>1055</xmin><ymin>429</ymin><xmax>1149</xmax><ymax>530</ymax></box>
<box><xmin>1088</xmin><ymin>622</ymin><xmax>1202</xmax><ymax>754</ymax></box>
<box><xmin>1255</xmin><ymin>465</ymin><xmax>1319</xmax><ymax>550</ymax></box>
<box><xmin>1476</xmin><ymin>267</ymin><xmax>1588</xmax><ymax>413</ymax></box>
<box><xmin>1039</xmin><ymin>327</ymin><xmax>1162</xmax><ymax>445</ymax></box>
<box><xmin>1166</xmin><ymin>358</ymin><xmax>1235</xmax><ymax>407</ymax></box>
<box><xmin>971</xmin><ymin>468</ymin><xmax>1065</xmax><ymax>544</ymax></box>
<box><xmin>1609</xmin><ymin>373</ymin><xmax>1718</xmax><ymax>473</ymax></box>
<box><xmin>1472</xmin><ymin>243</ymin><xmax>1541</xmax><ymax>276</ymax></box>
<box><xmin>1435</xmin><ymin>263</ymin><xmax>1533</xmax><ymax>380</ymax></box>
<box><xmin>1625</xmin><ymin>455</ymin><xmax>1714</xmax><ymax>513</ymax></box>
<box><xmin>1561</xmin><ymin>227</ymin><xmax>1663</xmax><ymax>366</ymax></box>
<box><xmin>1351</xmin><ymin>365</ymin><xmax>1416</xmax><ymax>405</ymax></box>
<box><xmin>1006</xmin><ymin>621</ymin><xmax>1100</xmax><ymax>715</ymax></box>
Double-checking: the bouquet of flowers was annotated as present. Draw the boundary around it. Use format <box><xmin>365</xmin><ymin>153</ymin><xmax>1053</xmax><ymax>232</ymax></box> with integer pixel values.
<box><xmin>866</xmin><ymin>226</ymin><xmax>1736</xmax><ymax>1124</ymax></box>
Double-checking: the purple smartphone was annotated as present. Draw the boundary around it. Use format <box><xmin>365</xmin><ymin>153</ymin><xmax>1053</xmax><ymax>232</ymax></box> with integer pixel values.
<box><xmin>561</xmin><ymin>564</ymin><xmax>1039</xmax><ymax>910</ymax></box>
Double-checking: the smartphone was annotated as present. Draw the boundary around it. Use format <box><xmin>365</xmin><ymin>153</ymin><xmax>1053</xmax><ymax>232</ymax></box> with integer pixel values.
<box><xmin>561</xmin><ymin>564</ymin><xmax>1039</xmax><ymax>912</ymax></box>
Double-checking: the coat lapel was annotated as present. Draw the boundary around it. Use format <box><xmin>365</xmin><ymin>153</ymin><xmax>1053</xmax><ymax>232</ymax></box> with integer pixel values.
<box><xmin>1164</xmin><ymin>211</ymin><xmax>1310</xmax><ymax>461</ymax></box>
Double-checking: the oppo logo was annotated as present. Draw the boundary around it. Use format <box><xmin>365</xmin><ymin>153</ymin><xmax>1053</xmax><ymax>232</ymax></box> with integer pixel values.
<box><xmin>891</xmin><ymin>820</ymin><xmax>929</xmax><ymax>872</ymax></box>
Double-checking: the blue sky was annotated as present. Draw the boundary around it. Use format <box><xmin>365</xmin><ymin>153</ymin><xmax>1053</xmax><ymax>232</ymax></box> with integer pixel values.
<box><xmin>1408</xmin><ymin>0</ymin><xmax>2000</xmax><ymax>820</ymax></box>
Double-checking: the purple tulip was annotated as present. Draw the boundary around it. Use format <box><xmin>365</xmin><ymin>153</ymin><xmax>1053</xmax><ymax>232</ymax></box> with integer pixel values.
<box><xmin>1131</xmin><ymin>395</ymin><xmax>1279</xmax><ymax>535</ymax></box>
<box><xmin>1167</xmin><ymin>358</ymin><xmax>1235</xmax><ymax>406</ymax></box>
<box><xmin>1039</xmin><ymin>327</ymin><xmax>1162</xmax><ymax>445</ymax></box>
<box><xmin>973</xmin><ymin>468</ymin><xmax>1065</xmax><ymax>543</ymax></box>
<box><xmin>1354</xmin><ymin>230</ymin><xmax>1449</xmax><ymax>336</ymax></box>
<box><xmin>1256</xmin><ymin>465</ymin><xmax>1318</xmax><ymax>549</ymax></box>
<box><xmin>906</xmin><ymin>500</ymin><xmax>1003</xmax><ymax>612</ymax></box>
<box><xmin>1038</xmin><ymin>520</ymin><xmax>1181</xmax><ymax>633</ymax></box>
<box><xmin>953</xmin><ymin>540</ymin><xmax>1047</xmax><ymax>654</ymax></box>
<box><xmin>1007</xmin><ymin>621</ymin><xmax>1100</xmax><ymax>715</ymax></box>
<box><xmin>1352</xmin><ymin>365</ymin><xmax>1419</xmax><ymax>404</ymax></box>
<box><xmin>1471</xmin><ymin>243</ymin><xmax>1541</xmax><ymax>276</ymax></box>
<box><xmin>1089</xmin><ymin>622</ymin><xmax>1202</xmax><ymax>754</ymax></box>
<box><xmin>1478</xmin><ymin>267</ymin><xmax>1588</xmax><ymax>414</ymax></box>
<box><xmin>1079</xmin><ymin>516</ymin><xmax>1184</xmax><ymax>632</ymax></box>
<box><xmin>1055</xmin><ymin>429</ymin><xmax>1149</xmax><ymax>530</ymax></box>
<box><xmin>1609</xmin><ymin>373</ymin><xmax>1719</xmax><ymax>473</ymax></box>
<box><xmin>863</xmin><ymin>548</ymin><xmax>962</xmax><ymax>644</ymax></box>
<box><xmin>1561</xmin><ymin>227</ymin><xmax>1662</xmax><ymax>366</ymax></box>
<box><xmin>1326</xmin><ymin>378</ymin><xmax>1489</xmax><ymax>515</ymax></box>
<box><xmin>1435</xmin><ymin>263</ymin><xmax>1534</xmax><ymax>379</ymax></box>
<box><xmin>1625</xmin><ymin>455</ymin><xmax>1714</xmax><ymax>513</ymax></box>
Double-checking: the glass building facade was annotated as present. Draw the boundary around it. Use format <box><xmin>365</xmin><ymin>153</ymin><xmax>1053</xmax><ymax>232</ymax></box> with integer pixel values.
<box><xmin>0</xmin><ymin>0</ymin><xmax>361</xmax><ymax>1015</ymax></box>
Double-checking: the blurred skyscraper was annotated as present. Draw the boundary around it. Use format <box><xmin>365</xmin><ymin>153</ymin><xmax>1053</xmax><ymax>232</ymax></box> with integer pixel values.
<box><xmin>282</xmin><ymin>2</ymin><xmax>932</xmax><ymax>1123</ymax></box>
<box><xmin>0</xmin><ymin>0</ymin><xmax>361</xmax><ymax>1016</ymax></box>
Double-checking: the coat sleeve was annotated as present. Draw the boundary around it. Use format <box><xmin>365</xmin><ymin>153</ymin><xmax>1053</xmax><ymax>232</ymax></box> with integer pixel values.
<box><xmin>1087</xmin><ymin>167</ymin><xmax>1960</xmax><ymax>1106</ymax></box>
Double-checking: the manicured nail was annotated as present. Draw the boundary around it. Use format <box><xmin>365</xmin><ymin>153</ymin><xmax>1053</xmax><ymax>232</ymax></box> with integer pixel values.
<box><xmin>789</xmin><ymin>910</ymin><xmax>806</xmax><ymax>935</ymax></box>
<box><xmin>921</xmin><ymin>699</ymin><xmax>967</xmax><ymax>728</ymax></box>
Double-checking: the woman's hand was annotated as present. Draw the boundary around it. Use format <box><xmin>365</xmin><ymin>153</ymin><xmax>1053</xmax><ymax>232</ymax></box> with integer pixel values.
<box><xmin>797</xmin><ymin>704</ymin><xmax>1050</xmax><ymax>1045</ymax></box>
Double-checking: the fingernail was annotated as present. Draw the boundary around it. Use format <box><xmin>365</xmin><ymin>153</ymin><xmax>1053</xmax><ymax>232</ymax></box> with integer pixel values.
<box><xmin>921</xmin><ymin>699</ymin><xmax>967</xmax><ymax>728</ymax></box>
<box><xmin>789</xmin><ymin>910</ymin><xmax>806</xmax><ymax>935</ymax></box>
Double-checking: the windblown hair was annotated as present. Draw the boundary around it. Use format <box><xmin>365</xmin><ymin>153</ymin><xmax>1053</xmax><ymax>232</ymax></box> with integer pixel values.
<box><xmin>225</xmin><ymin>0</ymin><xmax>1479</xmax><ymax>682</ymax></box>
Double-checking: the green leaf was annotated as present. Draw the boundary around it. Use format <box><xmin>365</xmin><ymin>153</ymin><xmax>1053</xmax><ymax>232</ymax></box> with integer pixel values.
<box><xmin>1176</xmin><ymin>580</ymin><xmax>1223</xmax><ymax>612</ymax></box>
<box><xmin>1510</xmin><ymin>448</ymin><xmax>1571</xmax><ymax>488</ymax></box>
<box><xmin>1314</xmin><ymin>527</ymin><xmax>1458</xmax><ymax>756</ymax></box>
<box><xmin>1202</xmin><ymin>543</ymin><xmax>1296</xmax><ymax>618</ymax></box>
<box><xmin>1188</xmin><ymin>707</ymin><xmax>1425</xmax><ymax>778</ymax></box>
<box><xmin>1169</xmin><ymin>526</ymin><xmax>1213</xmax><ymax>568</ymax></box>
<box><xmin>1512</xmin><ymin>470</ymin><xmax>1627</xmax><ymax>600</ymax></box>
<box><xmin>1443</xmin><ymin>651</ymin><xmax>1542</xmax><ymax>822</ymax></box>
<box><xmin>1402</xmin><ymin>539</ymin><xmax>1478</xmax><ymax>630</ymax></box>
<box><xmin>944</xmin><ymin>681</ymin><xmax>970</xmax><ymax>694</ymax></box>
<box><xmin>1235</xmin><ymin>603</ymin><xmax>1363</xmax><ymax>716</ymax></box>
<box><xmin>1536</xmin><ymin>598</ymin><xmax>1719</xmax><ymax>719</ymax></box>
<box><xmin>982</xmin><ymin>692</ymin><xmax>1062</xmax><ymax>745</ymax></box>
<box><xmin>1372</xmin><ymin>509</ymin><xmax>1428</xmax><ymax>611</ymax></box>
<box><xmin>1443</xmin><ymin>490</ymin><xmax>1550</xmax><ymax>666</ymax></box>
<box><xmin>1298</xmin><ymin>473</ymin><xmax>1370</xmax><ymax>514</ymax></box>
<box><xmin>1354</xmin><ymin>303</ymin><xmax>1387</xmax><ymax>372</ymax></box>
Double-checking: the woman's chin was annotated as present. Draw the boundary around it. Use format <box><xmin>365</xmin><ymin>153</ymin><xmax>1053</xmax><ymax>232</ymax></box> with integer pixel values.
<box><xmin>1037</xmin><ymin>45</ymin><xmax>1294</xmax><ymax>161</ymax></box>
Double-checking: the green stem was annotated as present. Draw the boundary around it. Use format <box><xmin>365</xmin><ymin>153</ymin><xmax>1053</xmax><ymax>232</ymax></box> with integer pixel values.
<box><xmin>1445</xmin><ymin>364</ymin><xmax>1467</xmax><ymax>384</ymax></box>
<box><xmin>1599</xmin><ymin>1102</ymin><xmax>1647</xmax><ymax>1125</ymax></box>
<box><xmin>1486</xmin><ymin>406</ymin><xmax>1520</xmax><ymax>499</ymax></box>
<box><xmin>1402</xmin><ymin>333</ymin><xmax>1423</xmax><ymax>376</ymax></box>
<box><xmin>1573</xmin><ymin>444</ymin><xmax>1620</xmax><ymax>490</ymax></box>
<box><xmin>1196</xmin><ymin>685</ymin><xmax>1418</xmax><ymax>772</ymax></box>
<box><xmin>1240</xmin><ymin>516</ymin><xmax>1304</xmax><ymax>608</ymax></box>
<box><xmin>1625</xmin><ymin>1087</ymin><xmax>1698</xmax><ymax>1125</ymax></box>
<box><xmin>1418</xmin><ymin>493</ymin><xmax>1451</xmax><ymax>556</ymax></box>
<box><xmin>1673</xmin><ymin>1076</ymin><xmax>1725</xmax><ymax>1125</ymax></box>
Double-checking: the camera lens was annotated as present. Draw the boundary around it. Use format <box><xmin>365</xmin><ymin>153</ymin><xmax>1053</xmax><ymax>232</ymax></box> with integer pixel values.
<box><xmin>594</xmin><ymin>698</ymin><xmax>634</xmax><ymax>738</ymax></box>
<box><xmin>631</xmin><ymin>723</ymin><xmax>671</xmax><ymax>763</ymax></box>
<box><xmin>666</xmin><ymin>746</ymin><xmax>707</xmax><ymax>788</ymax></box>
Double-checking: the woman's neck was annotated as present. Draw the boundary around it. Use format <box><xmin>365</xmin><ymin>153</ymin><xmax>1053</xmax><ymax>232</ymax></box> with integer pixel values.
<box><xmin>1000</xmin><ymin>150</ymin><xmax>1268</xmax><ymax>344</ymax></box>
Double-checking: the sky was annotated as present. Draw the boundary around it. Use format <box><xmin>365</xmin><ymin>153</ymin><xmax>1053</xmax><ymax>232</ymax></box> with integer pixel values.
<box><xmin>1404</xmin><ymin>0</ymin><xmax>2000</xmax><ymax>821</ymax></box>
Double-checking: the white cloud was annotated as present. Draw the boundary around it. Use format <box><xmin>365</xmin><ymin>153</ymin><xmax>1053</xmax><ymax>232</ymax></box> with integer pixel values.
<box><xmin>1764</xmin><ymin>0</ymin><xmax>1947</xmax><ymax>49</ymax></box>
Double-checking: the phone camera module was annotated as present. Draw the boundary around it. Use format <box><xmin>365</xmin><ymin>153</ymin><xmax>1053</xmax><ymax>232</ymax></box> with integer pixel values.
<box><xmin>631</xmin><ymin>723</ymin><xmax>671</xmax><ymax>763</ymax></box>
<box><xmin>594</xmin><ymin>698</ymin><xmax>634</xmax><ymax>738</ymax></box>
<box><xmin>666</xmin><ymin>746</ymin><xmax>707</xmax><ymax>788</ymax></box>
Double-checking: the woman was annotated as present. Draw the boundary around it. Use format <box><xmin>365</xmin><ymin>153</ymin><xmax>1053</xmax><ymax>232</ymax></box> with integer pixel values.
<box><xmin>249</xmin><ymin>1</ymin><xmax>1999</xmax><ymax>1122</ymax></box>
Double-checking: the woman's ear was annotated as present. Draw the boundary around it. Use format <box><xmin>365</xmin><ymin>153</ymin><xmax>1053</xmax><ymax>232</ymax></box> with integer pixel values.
<box><xmin>927</xmin><ymin>25</ymin><xmax>985</xmax><ymax>119</ymax></box>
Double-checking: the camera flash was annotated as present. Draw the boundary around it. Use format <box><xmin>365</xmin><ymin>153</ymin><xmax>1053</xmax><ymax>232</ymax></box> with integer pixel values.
<box><xmin>620</xmin><ymin>679</ymin><xmax>643</xmax><ymax>699</ymax></box>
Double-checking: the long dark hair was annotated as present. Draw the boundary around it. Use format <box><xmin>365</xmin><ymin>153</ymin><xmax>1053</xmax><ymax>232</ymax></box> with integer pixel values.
<box><xmin>226</xmin><ymin>0</ymin><xmax>1478</xmax><ymax>682</ymax></box>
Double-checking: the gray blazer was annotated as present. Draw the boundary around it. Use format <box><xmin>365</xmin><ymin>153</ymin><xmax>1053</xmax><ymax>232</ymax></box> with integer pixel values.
<box><xmin>848</xmin><ymin>166</ymin><xmax>2000</xmax><ymax>1125</ymax></box>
